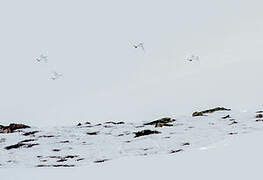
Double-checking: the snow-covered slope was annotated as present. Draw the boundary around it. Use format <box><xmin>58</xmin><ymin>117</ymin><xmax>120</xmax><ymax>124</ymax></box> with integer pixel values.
<box><xmin>1</xmin><ymin>126</ymin><xmax>263</xmax><ymax>180</ymax></box>
<box><xmin>1</xmin><ymin>108</ymin><xmax>263</xmax><ymax>169</ymax></box>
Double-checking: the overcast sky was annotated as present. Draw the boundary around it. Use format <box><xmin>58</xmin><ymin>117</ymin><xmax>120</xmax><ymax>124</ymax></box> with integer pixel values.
<box><xmin>0</xmin><ymin>0</ymin><xmax>263</xmax><ymax>126</ymax></box>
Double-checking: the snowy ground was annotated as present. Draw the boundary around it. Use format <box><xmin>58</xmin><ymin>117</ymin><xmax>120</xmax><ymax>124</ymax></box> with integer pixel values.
<box><xmin>1</xmin><ymin>120</ymin><xmax>263</xmax><ymax>180</ymax></box>
<box><xmin>1</xmin><ymin>108</ymin><xmax>263</xmax><ymax>170</ymax></box>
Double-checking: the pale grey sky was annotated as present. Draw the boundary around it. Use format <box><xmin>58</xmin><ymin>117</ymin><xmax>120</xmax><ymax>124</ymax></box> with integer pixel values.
<box><xmin>0</xmin><ymin>0</ymin><xmax>263</xmax><ymax>126</ymax></box>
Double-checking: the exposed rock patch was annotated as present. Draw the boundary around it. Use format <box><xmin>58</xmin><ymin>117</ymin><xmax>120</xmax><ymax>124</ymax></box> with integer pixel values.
<box><xmin>144</xmin><ymin>117</ymin><xmax>175</xmax><ymax>127</ymax></box>
<box><xmin>94</xmin><ymin>159</ymin><xmax>109</xmax><ymax>163</ymax></box>
<box><xmin>182</xmin><ymin>142</ymin><xmax>190</xmax><ymax>146</ymax></box>
<box><xmin>0</xmin><ymin>123</ymin><xmax>30</xmax><ymax>133</ymax></box>
<box><xmin>192</xmin><ymin>107</ymin><xmax>231</xmax><ymax>117</ymax></box>
<box><xmin>36</xmin><ymin>164</ymin><xmax>75</xmax><ymax>168</ymax></box>
<box><xmin>20</xmin><ymin>139</ymin><xmax>36</xmax><ymax>143</ymax></box>
<box><xmin>170</xmin><ymin>149</ymin><xmax>183</xmax><ymax>154</ymax></box>
<box><xmin>255</xmin><ymin>114</ymin><xmax>263</xmax><ymax>118</ymax></box>
<box><xmin>134</xmin><ymin>130</ymin><xmax>161</xmax><ymax>138</ymax></box>
<box><xmin>229</xmin><ymin>121</ymin><xmax>238</xmax><ymax>125</ymax></box>
<box><xmin>38</xmin><ymin>135</ymin><xmax>55</xmax><ymax>138</ymax></box>
<box><xmin>222</xmin><ymin>115</ymin><xmax>231</xmax><ymax>119</ymax></box>
<box><xmin>23</xmin><ymin>131</ymin><xmax>39</xmax><ymax>136</ymax></box>
<box><xmin>5</xmin><ymin>142</ymin><xmax>39</xmax><ymax>150</ymax></box>
<box><xmin>228</xmin><ymin>132</ymin><xmax>238</xmax><ymax>135</ymax></box>
<box><xmin>104</xmin><ymin>121</ymin><xmax>125</xmax><ymax>125</ymax></box>
<box><xmin>52</xmin><ymin>149</ymin><xmax>61</xmax><ymax>152</ymax></box>
<box><xmin>87</xmin><ymin>132</ymin><xmax>99</xmax><ymax>135</ymax></box>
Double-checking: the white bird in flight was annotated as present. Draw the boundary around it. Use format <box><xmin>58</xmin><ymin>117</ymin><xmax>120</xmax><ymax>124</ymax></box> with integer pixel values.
<box><xmin>133</xmin><ymin>43</ymin><xmax>145</xmax><ymax>51</ymax></box>
<box><xmin>187</xmin><ymin>55</ymin><xmax>200</xmax><ymax>62</ymax></box>
<box><xmin>36</xmin><ymin>54</ymin><xmax>48</xmax><ymax>63</ymax></box>
<box><xmin>50</xmin><ymin>71</ymin><xmax>63</xmax><ymax>80</ymax></box>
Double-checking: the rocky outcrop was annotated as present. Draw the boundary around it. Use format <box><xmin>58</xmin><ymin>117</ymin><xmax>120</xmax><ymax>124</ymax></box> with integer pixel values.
<box><xmin>134</xmin><ymin>129</ymin><xmax>161</xmax><ymax>138</ymax></box>
<box><xmin>36</xmin><ymin>164</ymin><xmax>75</xmax><ymax>168</ymax></box>
<box><xmin>104</xmin><ymin>121</ymin><xmax>125</xmax><ymax>125</ymax></box>
<box><xmin>192</xmin><ymin>107</ymin><xmax>231</xmax><ymax>117</ymax></box>
<box><xmin>5</xmin><ymin>142</ymin><xmax>39</xmax><ymax>150</ymax></box>
<box><xmin>144</xmin><ymin>117</ymin><xmax>175</xmax><ymax>127</ymax></box>
<box><xmin>23</xmin><ymin>131</ymin><xmax>39</xmax><ymax>136</ymax></box>
<box><xmin>0</xmin><ymin>123</ymin><xmax>30</xmax><ymax>133</ymax></box>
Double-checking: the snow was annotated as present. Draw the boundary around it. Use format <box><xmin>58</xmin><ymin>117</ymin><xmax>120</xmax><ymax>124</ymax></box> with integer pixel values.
<box><xmin>1</xmin><ymin>131</ymin><xmax>263</xmax><ymax>180</ymax></box>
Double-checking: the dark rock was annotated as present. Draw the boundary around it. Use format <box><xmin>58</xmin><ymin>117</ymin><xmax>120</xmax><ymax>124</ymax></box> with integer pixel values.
<box><xmin>134</xmin><ymin>129</ymin><xmax>161</xmax><ymax>138</ymax></box>
<box><xmin>164</xmin><ymin>136</ymin><xmax>171</xmax><ymax>139</ymax></box>
<box><xmin>170</xmin><ymin>149</ymin><xmax>183</xmax><ymax>154</ymax></box>
<box><xmin>9</xmin><ymin>123</ymin><xmax>30</xmax><ymax>130</ymax></box>
<box><xmin>104</xmin><ymin>125</ymin><xmax>113</xmax><ymax>128</ymax></box>
<box><xmin>192</xmin><ymin>112</ymin><xmax>204</xmax><ymax>117</ymax></box>
<box><xmin>256</xmin><ymin>111</ymin><xmax>263</xmax><ymax>113</ymax></box>
<box><xmin>48</xmin><ymin>156</ymin><xmax>62</xmax><ymax>159</ymax></box>
<box><xmin>0</xmin><ymin>123</ymin><xmax>30</xmax><ymax>133</ymax></box>
<box><xmin>38</xmin><ymin>135</ymin><xmax>55</xmax><ymax>138</ymax></box>
<box><xmin>229</xmin><ymin>121</ymin><xmax>238</xmax><ymax>125</ymax></box>
<box><xmin>144</xmin><ymin>117</ymin><xmax>175</xmax><ymax>127</ymax></box>
<box><xmin>57</xmin><ymin>158</ymin><xmax>67</xmax><ymax>162</ymax></box>
<box><xmin>23</xmin><ymin>131</ymin><xmax>39</xmax><ymax>136</ymax></box>
<box><xmin>255</xmin><ymin>114</ymin><xmax>263</xmax><ymax>118</ymax></box>
<box><xmin>104</xmin><ymin>121</ymin><xmax>125</xmax><ymax>125</ymax></box>
<box><xmin>5</xmin><ymin>142</ymin><xmax>39</xmax><ymax>150</ymax></box>
<box><xmin>87</xmin><ymin>132</ymin><xmax>99</xmax><ymax>135</ymax></box>
<box><xmin>182</xmin><ymin>142</ymin><xmax>190</xmax><ymax>146</ymax></box>
<box><xmin>59</xmin><ymin>140</ymin><xmax>70</xmax><ymax>143</ymax></box>
<box><xmin>222</xmin><ymin>115</ymin><xmax>231</xmax><ymax>119</ymax></box>
<box><xmin>192</xmin><ymin>107</ymin><xmax>231</xmax><ymax>117</ymax></box>
<box><xmin>53</xmin><ymin>149</ymin><xmax>61</xmax><ymax>152</ymax></box>
<box><xmin>36</xmin><ymin>165</ymin><xmax>50</xmax><ymax>168</ymax></box>
<box><xmin>76</xmin><ymin>158</ymin><xmax>85</xmax><ymax>161</ymax></box>
<box><xmin>94</xmin><ymin>159</ymin><xmax>109</xmax><ymax>163</ymax></box>
<box><xmin>36</xmin><ymin>164</ymin><xmax>75</xmax><ymax>168</ymax></box>
<box><xmin>255</xmin><ymin>119</ymin><xmax>263</xmax><ymax>122</ymax></box>
<box><xmin>5</xmin><ymin>143</ymin><xmax>25</xmax><ymax>150</ymax></box>
<box><xmin>228</xmin><ymin>132</ymin><xmax>238</xmax><ymax>135</ymax></box>
<box><xmin>77</xmin><ymin>123</ymin><xmax>82</xmax><ymax>126</ymax></box>
<box><xmin>64</xmin><ymin>155</ymin><xmax>78</xmax><ymax>159</ymax></box>
<box><xmin>20</xmin><ymin>139</ymin><xmax>36</xmax><ymax>143</ymax></box>
<box><xmin>52</xmin><ymin>164</ymin><xmax>75</xmax><ymax>168</ymax></box>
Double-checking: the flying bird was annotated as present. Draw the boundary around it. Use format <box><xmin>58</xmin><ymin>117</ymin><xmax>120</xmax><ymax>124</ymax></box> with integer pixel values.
<box><xmin>133</xmin><ymin>43</ymin><xmax>145</xmax><ymax>51</ymax></box>
<box><xmin>186</xmin><ymin>55</ymin><xmax>199</xmax><ymax>62</ymax></box>
<box><xmin>36</xmin><ymin>54</ymin><xmax>48</xmax><ymax>63</ymax></box>
<box><xmin>50</xmin><ymin>71</ymin><xmax>63</xmax><ymax>80</ymax></box>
